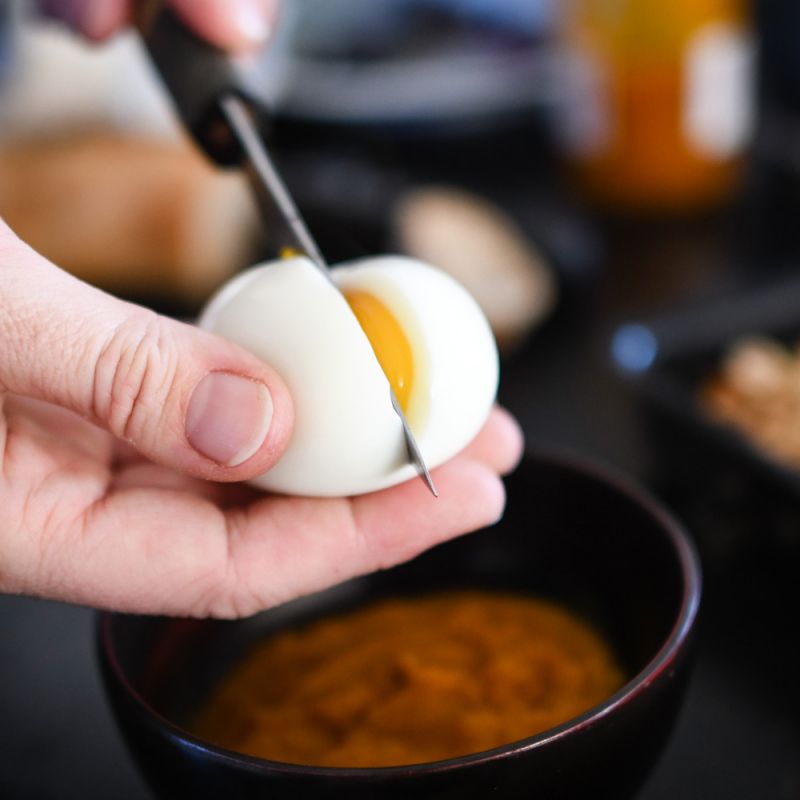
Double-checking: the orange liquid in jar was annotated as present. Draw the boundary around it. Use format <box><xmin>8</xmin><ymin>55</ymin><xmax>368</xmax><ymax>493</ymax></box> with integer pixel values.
<box><xmin>561</xmin><ymin>0</ymin><xmax>753</xmax><ymax>212</ymax></box>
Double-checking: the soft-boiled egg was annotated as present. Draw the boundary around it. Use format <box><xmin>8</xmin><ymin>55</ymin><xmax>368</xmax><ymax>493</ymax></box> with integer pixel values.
<box><xmin>198</xmin><ymin>255</ymin><xmax>498</xmax><ymax>497</ymax></box>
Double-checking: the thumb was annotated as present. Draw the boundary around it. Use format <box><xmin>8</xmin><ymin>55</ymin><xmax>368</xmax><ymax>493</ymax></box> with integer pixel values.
<box><xmin>0</xmin><ymin>222</ymin><xmax>293</xmax><ymax>481</ymax></box>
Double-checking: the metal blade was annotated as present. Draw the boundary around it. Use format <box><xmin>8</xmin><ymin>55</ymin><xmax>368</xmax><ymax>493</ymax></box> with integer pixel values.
<box><xmin>220</xmin><ymin>94</ymin><xmax>329</xmax><ymax>273</ymax></box>
<box><xmin>391</xmin><ymin>390</ymin><xmax>439</xmax><ymax>497</ymax></box>
<box><xmin>219</xmin><ymin>94</ymin><xmax>438</xmax><ymax>498</ymax></box>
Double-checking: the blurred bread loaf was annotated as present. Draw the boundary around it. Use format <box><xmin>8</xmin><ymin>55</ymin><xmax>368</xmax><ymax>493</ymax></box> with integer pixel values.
<box><xmin>0</xmin><ymin>132</ymin><xmax>261</xmax><ymax>303</ymax></box>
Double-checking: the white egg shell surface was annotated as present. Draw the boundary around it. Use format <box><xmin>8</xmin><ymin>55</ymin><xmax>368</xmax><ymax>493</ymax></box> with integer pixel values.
<box><xmin>198</xmin><ymin>255</ymin><xmax>498</xmax><ymax>497</ymax></box>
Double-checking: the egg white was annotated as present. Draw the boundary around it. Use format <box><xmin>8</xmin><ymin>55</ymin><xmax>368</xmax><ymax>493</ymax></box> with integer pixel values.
<box><xmin>199</xmin><ymin>255</ymin><xmax>498</xmax><ymax>497</ymax></box>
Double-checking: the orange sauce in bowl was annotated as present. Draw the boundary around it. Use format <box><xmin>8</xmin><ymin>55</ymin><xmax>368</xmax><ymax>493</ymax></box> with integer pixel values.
<box><xmin>192</xmin><ymin>591</ymin><xmax>625</xmax><ymax>768</ymax></box>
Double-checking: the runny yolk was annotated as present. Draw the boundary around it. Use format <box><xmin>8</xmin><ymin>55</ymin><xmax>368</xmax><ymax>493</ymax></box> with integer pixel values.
<box><xmin>343</xmin><ymin>290</ymin><xmax>414</xmax><ymax>413</ymax></box>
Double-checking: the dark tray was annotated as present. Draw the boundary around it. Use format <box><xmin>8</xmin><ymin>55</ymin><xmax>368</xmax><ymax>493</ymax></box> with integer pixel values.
<box><xmin>609</xmin><ymin>281</ymin><xmax>800</xmax><ymax>799</ymax></box>
<box><xmin>610</xmin><ymin>275</ymin><xmax>800</xmax><ymax>564</ymax></box>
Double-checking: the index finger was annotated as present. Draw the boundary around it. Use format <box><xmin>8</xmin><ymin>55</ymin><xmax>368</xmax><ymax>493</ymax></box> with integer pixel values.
<box><xmin>168</xmin><ymin>0</ymin><xmax>278</xmax><ymax>53</ymax></box>
<box><xmin>39</xmin><ymin>0</ymin><xmax>278</xmax><ymax>52</ymax></box>
<box><xmin>18</xmin><ymin>456</ymin><xmax>504</xmax><ymax>617</ymax></box>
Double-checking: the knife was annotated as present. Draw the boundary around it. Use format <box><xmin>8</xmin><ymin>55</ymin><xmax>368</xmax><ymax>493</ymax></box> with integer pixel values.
<box><xmin>137</xmin><ymin>4</ymin><xmax>438</xmax><ymax>497</ymax></box>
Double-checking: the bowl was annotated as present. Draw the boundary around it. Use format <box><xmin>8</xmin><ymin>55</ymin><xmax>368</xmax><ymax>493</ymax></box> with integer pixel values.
<box><xmin>98</xmin><ymin>453</ymin><xmax>701</xmax><ymax>800</ymax></box>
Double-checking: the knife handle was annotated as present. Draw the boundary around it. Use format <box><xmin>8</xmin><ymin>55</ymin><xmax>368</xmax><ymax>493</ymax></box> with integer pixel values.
<box><xmin>136</xmin><ymin>1</ymin><xmax>260</xmax><ymax>165</ymax></box>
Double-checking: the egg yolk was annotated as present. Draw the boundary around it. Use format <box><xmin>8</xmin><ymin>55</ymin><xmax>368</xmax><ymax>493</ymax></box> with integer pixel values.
<box><xmin>344</xmin><ymin>290</ymin><xmax>414</xmax><ymax>413</ymax></box>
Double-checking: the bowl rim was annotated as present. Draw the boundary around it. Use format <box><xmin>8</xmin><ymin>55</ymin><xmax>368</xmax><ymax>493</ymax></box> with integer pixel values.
<box><xmin>98</xmin><ymin>449</ymin><xmax>701</xmax><ymax>778</ymax></box>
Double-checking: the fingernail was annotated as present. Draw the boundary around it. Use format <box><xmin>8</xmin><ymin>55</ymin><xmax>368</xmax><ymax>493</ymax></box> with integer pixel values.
<box><xmin>186</xmin><ymin>372</ymin><xmax>273</xmax><ymax>466</ymax></box>
<box><xmin>230</xmin><ymin>0</ymin><xmax>272</xmax><ymax>45</ymax></box>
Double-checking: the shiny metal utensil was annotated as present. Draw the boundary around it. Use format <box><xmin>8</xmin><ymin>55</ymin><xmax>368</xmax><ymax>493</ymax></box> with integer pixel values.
<box><xmin>218</xmin><ymin>94</ymin><xmax>330</xmax><ymax>277</ymax></box>
<box><xmin>138</xmin><ymin>6</ymin><xmax>437</xmax><ymax>496</ymax></box>
<box><xmin>220</xmin><ymin>94</ymin><xmax>437</xmax><ymax>497</ymax></box>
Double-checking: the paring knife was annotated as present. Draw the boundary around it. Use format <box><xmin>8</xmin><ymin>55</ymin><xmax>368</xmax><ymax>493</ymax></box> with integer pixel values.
<box><xmin>137</xmin><ymin>4</ymin><xmax>438</xmax><ymax>497</ymax></box>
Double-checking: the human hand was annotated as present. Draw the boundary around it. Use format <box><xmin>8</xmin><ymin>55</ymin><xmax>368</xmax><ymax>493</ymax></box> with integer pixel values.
<box><xmin>38</xmin><ymin>0</ymin><xmax>278</xmax><ymax>52</ymax></box>
<box><xmin>0</xmin><ymin>221</ymin><xmax>523</xmax><ymax>618</ymax></box>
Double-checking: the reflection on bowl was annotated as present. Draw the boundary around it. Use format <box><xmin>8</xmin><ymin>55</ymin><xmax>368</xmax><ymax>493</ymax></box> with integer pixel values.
<box><xmin>98</xmin><ymin>453</ymin><xmax>701</xmax><ymax>800</ymax></box>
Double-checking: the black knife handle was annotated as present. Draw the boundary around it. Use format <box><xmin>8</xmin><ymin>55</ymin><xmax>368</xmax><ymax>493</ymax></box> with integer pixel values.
<box><xmin>137</xmin><ymin>2</ymin><xmax>260</xmax><ymax>165</ymax></box>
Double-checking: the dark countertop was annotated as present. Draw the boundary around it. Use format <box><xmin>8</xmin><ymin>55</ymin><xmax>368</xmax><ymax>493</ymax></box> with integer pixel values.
<box><xmin>2</xmin><ymin>179</ymin><xmax>799</xmax><ymax>799</ymax></box>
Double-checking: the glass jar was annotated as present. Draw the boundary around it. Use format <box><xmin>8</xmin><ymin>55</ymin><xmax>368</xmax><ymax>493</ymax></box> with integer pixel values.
<box><xmin>558</xmin><ymin>0</ymin><xmax>755</xmax><ymax>212</ymax></box>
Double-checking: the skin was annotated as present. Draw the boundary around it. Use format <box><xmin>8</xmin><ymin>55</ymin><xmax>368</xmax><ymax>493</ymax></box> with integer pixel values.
<box><xmin>38</xmin><ymin>0</ymin><xmax>281</xmax><ymax>52</ymax></box>
<box><xmin>0</xmin><ymin>1</ymin><xmax>525</xmax><ymax>618</ymax></box>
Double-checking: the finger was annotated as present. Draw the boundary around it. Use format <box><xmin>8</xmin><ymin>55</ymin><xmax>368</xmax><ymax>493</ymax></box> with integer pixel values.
<box><xmin>108</xmin><ymin>406</ymin><xmax>521</xmax><ymax>534</ymax></box>
<box><xmin>111</xmin><ymin>462</ymin><xmax>260</xmax><ymax>507</ymax></box>
<box><xmin>0</xmin><ymin>220</ymin><xmax>293</xmax><ymax>483</ymax></box>
<box><xmin>168</xmin><ymin>0</ymin><xmax>278</xmax><ymax>53</ymax></box>
<box><xmin>3</xmin><ymin>394</ymin><xmax>114</xmax><ymax>464</ymax></box>
<box><xmin>38</xmin><ymin>0</ymin><xmax>130</xmax><ymax>41</ymax></box>
<box><xmin>217</xmin><ymin>458</ymin><xmax>506</xmax><ymax>617</ymax></box>
<box><xmin>37</xmin><ymin>0</ymin><xmax>279</xmax><ymax>51</ymax></box>
<box><xmin>17</xmin><ymin>457</ymin><xmax>504</xmax><ymax>616</ymax></box>
<box><xmin>112</xmin><ymin>438</ymin><xmax>142</xmax><ymax>467</ymax></box>
<box><xmin>457</xmin><ymin>406</ymin><xmax>524</xmax><ymax>475</ymax></box>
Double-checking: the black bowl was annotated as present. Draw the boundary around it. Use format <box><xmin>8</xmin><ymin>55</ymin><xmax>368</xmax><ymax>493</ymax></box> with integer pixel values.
<box><xmin>98</xmin><ymin>453</ymin><xmax>700</xmax><ymax>800</ymax></box>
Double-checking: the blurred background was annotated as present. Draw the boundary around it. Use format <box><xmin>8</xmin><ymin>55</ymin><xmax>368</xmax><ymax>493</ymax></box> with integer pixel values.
<box><xmin>1</xmin><ymin>0</ymin><xmax>799</xmax><ymax>798</ymax></box>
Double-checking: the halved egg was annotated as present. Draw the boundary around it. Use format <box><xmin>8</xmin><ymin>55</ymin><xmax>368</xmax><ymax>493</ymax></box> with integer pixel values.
<box><xmin>198</xmin><ymin>255</ymin><xmax>499</xmax><ymax>496</ymax></box>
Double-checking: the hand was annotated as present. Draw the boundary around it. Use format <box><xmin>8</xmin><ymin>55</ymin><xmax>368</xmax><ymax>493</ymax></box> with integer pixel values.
<box><xmin>39</xmin><ymin>0</ymin><xmax>278</xmax><ymax>52</ymax></box>
<box><xmin>0</xmin><ymin>221</ymin><xmax>523</xmax><ymax>618</ymax></box>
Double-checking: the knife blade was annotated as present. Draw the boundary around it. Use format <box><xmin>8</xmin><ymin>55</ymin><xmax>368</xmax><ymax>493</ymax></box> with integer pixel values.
<box><xmin>219</xmin><ymin>94</ymin><xmax>437</xmax><ymax>497</ymax></box>
<box><xmin>138</xmin><ymin>7</ymin><xmax>438</xmax><ymax>497</ymax></box>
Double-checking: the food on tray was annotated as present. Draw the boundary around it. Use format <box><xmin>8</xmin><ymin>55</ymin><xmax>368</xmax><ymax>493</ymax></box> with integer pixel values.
<box><xmin>193</xmin><ymin>590</ymin><xmax>625</xmax><ymax>767</ymax></box>
<box><xmin>701</xmin><ymin>336</ymin><xmax>800</xmax><ymax>467</ymax></box>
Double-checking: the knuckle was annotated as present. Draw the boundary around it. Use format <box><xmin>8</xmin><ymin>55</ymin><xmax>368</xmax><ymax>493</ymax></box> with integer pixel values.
<box><xmin>92</xmin><ymin>312</ymin><xmax>181</xmax><ymax>445</ymax></box>
<box><xmin>193</xmin><ymin>511</ymin><xmax>279</xmax><ymax>620</ymax></box>
<box><xmin>204</xmin><ymin>514</ymin><xmax>259</xmax><ymax>619</ymax></box>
